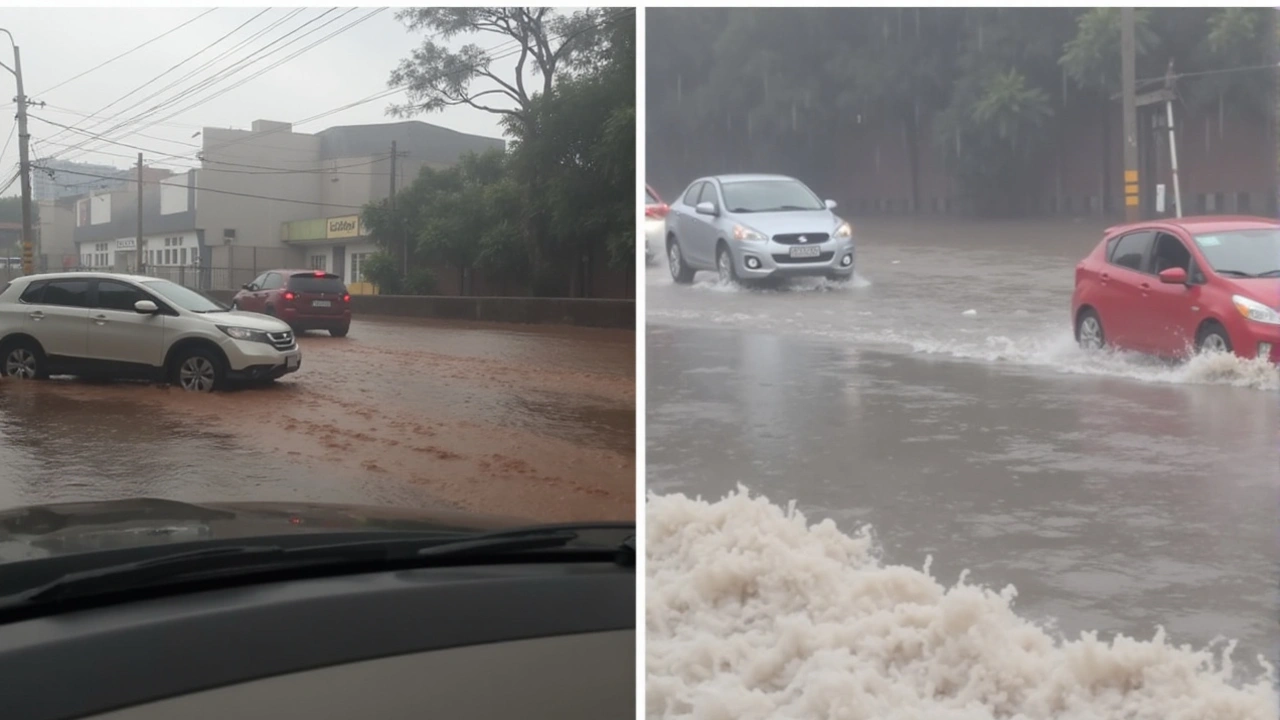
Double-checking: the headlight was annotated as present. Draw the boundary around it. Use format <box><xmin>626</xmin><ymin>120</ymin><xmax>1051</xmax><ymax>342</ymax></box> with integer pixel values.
<box><xmin>218</xmin><ymin>325</ymin><xmax>271</xmax><ymax>343</ymax></box>
<box><xmin>1231</xmin><ymin>295</ymin><xmax>1280</xmax><ymax>325</ymax></box>
<box><xmin>834</xmin><ymin>221</ymin><xmax>853</xmax><ymax>239</ymax></box>
<box><xmin>732</xmin><ymin>224</ymin><xmax>769</xmax><ymax>241</ymax></box>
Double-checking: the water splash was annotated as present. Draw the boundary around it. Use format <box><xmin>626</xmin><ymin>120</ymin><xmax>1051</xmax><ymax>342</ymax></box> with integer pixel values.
<box><xmin>647</xmin><ymin>487</ymin><xmax>1277</xmax><ymax>720</ymax></box>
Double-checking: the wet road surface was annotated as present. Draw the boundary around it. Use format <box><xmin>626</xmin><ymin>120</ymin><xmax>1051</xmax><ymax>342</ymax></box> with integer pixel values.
<box><xmin>647</xmin><ymin>218</ymin><xmax>1278</xmax><ymax>672</ymax></box>
<box><xmin>0</xmin><ymin>315</ymin><xmax>635</xmax><ymax>523</ymax></box>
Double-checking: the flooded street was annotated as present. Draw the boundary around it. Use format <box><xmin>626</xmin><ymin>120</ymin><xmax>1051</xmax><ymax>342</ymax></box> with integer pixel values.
<box><xmin>647</xmin><ymin>219</ymin><xmax>1278</xmax><ymax>673</ymax></box>
<box><xmin>0</xmin><ymin>316</ymin><xmax>635</xmax><ymax>523</ymax></box>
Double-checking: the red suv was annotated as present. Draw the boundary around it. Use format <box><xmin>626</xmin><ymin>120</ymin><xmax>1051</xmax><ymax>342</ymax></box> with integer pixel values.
<box><xmin>1072</xmin><ymin>216</ymin><xmax>1280</xmax><ymax>363</ymax></box>
<box><xmin>232</xmin><ymin>269</ymin><xmax>352</xmax><ymax>337</ymax></box>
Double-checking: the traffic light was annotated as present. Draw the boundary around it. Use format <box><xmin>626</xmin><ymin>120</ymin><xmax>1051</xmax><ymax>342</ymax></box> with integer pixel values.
<box><xmin>21</xmin><ymin>241</ymin><xmax>33</xmax><ymax>276</ymax></box>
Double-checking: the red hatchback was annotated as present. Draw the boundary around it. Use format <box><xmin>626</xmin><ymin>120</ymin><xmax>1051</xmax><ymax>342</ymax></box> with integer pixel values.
<box><xmin>232</xmin><ymin>269</ymin><xmax>352</xmax><ymax>337</ymax></box>
<box><xmin>1072</xmin><ymin>216</ymin><xmax>1280</xmax><ymax>363</ymax></box>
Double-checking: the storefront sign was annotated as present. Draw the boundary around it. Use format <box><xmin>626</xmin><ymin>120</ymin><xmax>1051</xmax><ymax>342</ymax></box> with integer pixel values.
<box><xmin>326</xmin><ymin>215</ymin><xmax>364</xmax><ymax>239</ymax></box>
<box><xmin>116</xmin><ymin>238</ymin><xmax>137</xmax><ymax>251</ymax></box>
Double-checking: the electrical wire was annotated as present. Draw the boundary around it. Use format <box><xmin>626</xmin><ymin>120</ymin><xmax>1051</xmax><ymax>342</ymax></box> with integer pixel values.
<box><xmin>30</xmin><ymin>165</ymin><xmax>366</xmax><ymax>209</ymax></box>
<box><xmin>54</xmin><ymin>8</ymin><xmax>356</xmax><ymax>163</ymax></box>
<box><xmin>33</xmin><ymin>9</ymin><xmax>219</xmax><ymax>97</ymax></box>
<box><xmin>41</xmin><ymin>8</ymin><xmax>275</xmax><ymax>156</ymax></box>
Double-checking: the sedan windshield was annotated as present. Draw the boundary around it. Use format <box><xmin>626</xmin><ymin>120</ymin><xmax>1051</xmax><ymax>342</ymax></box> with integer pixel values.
<box><xmin>141</xmin><ymin>279</ymin><xmax>227</xmax><ymax>313</ymax></box>
<box><xmin>721</xmin><ymin>180</ymin><xmax>825</xmax><ymax>213</ymax></box>
<box><xmin>1192</xmin><ymin>229</ymin><xmax>1280</xmax><ymax>277</ymax></box>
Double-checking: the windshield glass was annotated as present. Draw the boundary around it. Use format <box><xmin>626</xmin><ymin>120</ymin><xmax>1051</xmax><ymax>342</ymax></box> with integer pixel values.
<box><xmin>646</xmin><ymin>187</ymin><xmax>660</xmax><ymax>205</ymax></box>
<box><xmin>1192</xmin><ymin>229</ymin><xmax>1280</xmax><ymax>276</ymax></box>
<box><xmin>141</xmin><ymin>279</ymin><xmax>227</xmax><ymax>312</ymax></box>
<box><xmin>287</xmin><ymin>274</ymin><xmax>346</xmax><ymax>293</ymax></box>
<box><xmin>721</xmin><ymin>179</ymin><xmax>824</xmax><ymax>213</ymax></box>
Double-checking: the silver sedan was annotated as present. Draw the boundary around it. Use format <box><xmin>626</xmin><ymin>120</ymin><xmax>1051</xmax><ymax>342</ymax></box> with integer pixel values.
<box><xmin>663</xmin><ymin>174</ymin><xmax>855</xmax><ymax>285</ymax></box>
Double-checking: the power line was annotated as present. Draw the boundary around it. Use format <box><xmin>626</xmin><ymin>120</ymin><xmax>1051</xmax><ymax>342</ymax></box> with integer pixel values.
<box><xmin>42</xmin><ymin>8</ymin><xmax>306</xmax><ymax>153</ymax></box>
<box><xmin>43</xmin><ymin>8</ymin><xmax>274</xmax><ymax>158</ymax></box>
<box><xmin>0</xmin><ymin>122</ymin><xmax>14</xmax><ymax>169</ymax></box>
<box><xmin>33</xmin><ymin>9</ymin><xmax>219</xmax><ymax>98</ymax></box>
<box><xmin>1138</xmin><ymin>61</ymin><xmax>1280</xmax><ymax>85</ymax></box>
<box><xmin>55</xmin><ymin>8</ymin><xmax>355</xmax><ymax>163</ymax></box>
<box><xmin>30</xmin><ymin>165</ymin><xmax>366</xmax><ymax>209</ymax></box>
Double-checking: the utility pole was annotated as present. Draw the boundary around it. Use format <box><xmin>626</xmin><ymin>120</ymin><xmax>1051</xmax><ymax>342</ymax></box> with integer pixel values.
<box><xmin>390</xmin><ymin>140</ymin><xmax>406</xmax><ymax>284</ymax></box>
<box><xmin>136</xmin><ymin>153</ymin><xmax>144</xmax><ymax>274</ymax></box>
<box><xmin>0</xmin><ymin>34</ymin><xmax>34</xmax><ymax>273</ymax></box>
<box><xmin>1121</xmin><ymin>8</ymin><xmax>1140</xmax><ymax>222</ymax></box>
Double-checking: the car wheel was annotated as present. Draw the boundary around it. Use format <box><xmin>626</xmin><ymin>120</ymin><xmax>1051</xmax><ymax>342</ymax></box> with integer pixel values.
<box><xmin>668</xmin><ymin>238</ymin><xmax>695</xmax><ymax>285</ymax></box>
<box><xmin>1076</xmin><ymin>309</ymin><xmax>1105</xmax><ymax>351</ymax></box>
<box><xmin>330</xmin><ymin>326</ymin><xmax>349</xmax><ymax>338</ymax></box>
<box><xmin>172</xmin><ymin>347</ymin><xmax>225</xmax><ymax>393</ymax></box>
<box><xmin>1196</xmin><ymin>322</ymin><xmax>1232</xmax><ymax>355</ymax></box>
<box><xmin>716</xmin><ymin>245</ymin><xmax>739</xmax><ymax>286</ymax></box>
<box><xmin>1</xmin><ymin>339</ymin><xmax>48</xmax><ymax>380</ymax></box>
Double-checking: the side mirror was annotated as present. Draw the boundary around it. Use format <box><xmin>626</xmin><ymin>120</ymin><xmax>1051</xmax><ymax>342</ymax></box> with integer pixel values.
<box><xmin>241</xmin><ymin>283</ymin><xmax>252</xmax><ymax>291</ymax></box>
<box><xmin>824</xmin><ymin>199</ymin><xmax>838</xmax><ymax>210</ymax></box>
<box><xmin>695</xmin><ymin>201</ymin><xmax>718</xmax><ymax>217</ymax></box>
<box><xmin>134</xmin><ymin>300</ymin><xmax>159</xmax><ymax>314</ymax></box>
<box><xmin>1158</xmin><ymin>267</ymin><xmax>1188</xmax><ymax>285</ymax></box>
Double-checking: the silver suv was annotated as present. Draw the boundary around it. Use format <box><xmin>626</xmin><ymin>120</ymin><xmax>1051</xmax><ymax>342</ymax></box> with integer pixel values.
<box><xmin>0</xmin><ymin>272</ymin><xmax>302</xmax><ymax>392</ymax></box>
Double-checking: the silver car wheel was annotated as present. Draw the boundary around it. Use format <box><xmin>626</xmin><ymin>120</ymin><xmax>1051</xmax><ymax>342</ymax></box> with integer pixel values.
<box><xmin>1078</xmin><ymin>316</ymin><xmax>1103</xmax><ymax>351</ymax></box>
<box><xmin>5</xmin><ymin>348</ymin><xmax>37</xmax><ymax>379</ymax></box>
<box><xmin>668</xmin><ymin>243</ymin><xmax>683</xmax><ymax>278</ymax></box>
<box><xmin>717</xmin><ymin>251</ymin><xmax>734</xmax><ymax>284</ymax></box>
<box><xmin>1200</xmin><ymin>332</ymin><xmax>1228</xmax><ymax>354</ymax></box>
<box><xmin>179</xmin><ymin>356</ymin><xmax>216</xmax><ymax>392</ymax></box>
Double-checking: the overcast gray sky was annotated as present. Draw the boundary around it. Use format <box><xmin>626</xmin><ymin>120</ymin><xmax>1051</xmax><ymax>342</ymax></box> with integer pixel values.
<box><xmin>0</xmin><ymin>6</ymin><xmax>535</xmax><ymax>195</ymax></box>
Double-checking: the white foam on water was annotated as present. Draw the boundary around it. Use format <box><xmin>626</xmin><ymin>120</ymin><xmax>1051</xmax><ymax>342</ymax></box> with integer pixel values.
<box><xmin>646</xmin><ymin>487</ymin><xmax>1278</xmax><ymax>720</ymax></box>
<box><xmin>685</xmin><ymin>273</ymin><xmax>874</xmax><ymax>294</ymax></box>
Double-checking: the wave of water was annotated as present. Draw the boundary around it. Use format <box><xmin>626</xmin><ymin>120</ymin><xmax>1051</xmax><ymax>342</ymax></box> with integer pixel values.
<box><xmin>647</xmin><ymin>487</ymin><xmax>1278</xmax><ymax>720</ymax></box>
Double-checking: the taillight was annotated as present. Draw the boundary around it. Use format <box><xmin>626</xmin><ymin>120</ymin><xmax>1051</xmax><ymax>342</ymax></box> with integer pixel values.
<box><xmin>283</xmin><ymin>291</ymin><xmax>296</xmax><ymax>302</ymax></box>
<box><xmin>342</xmin><ymin>293</ymin><xmax>351</xmax><ymax>303</ymax></box>
<box><xmin>314</xmin><ymin>271</ymin><xmax>324</xmax><ymax>277</ymax></box>
<box><xmin>645</xmin><ymin>204</ymin><xmax>669</xmax><ymax>219</ymax></box>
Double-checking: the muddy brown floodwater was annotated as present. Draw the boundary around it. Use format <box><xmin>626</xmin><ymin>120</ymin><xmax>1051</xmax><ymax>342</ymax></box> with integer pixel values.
<box><xmin>0</xmin><ymin>315</ymin><xmax>635</xmax><ymax>523</ymax></box>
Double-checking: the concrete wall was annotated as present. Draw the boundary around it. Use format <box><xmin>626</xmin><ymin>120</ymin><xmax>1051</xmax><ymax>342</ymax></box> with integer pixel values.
<box><xmin>203</xmin><ymin>290</ymin><xmax>634</xmax><ymax>330</ymax></box>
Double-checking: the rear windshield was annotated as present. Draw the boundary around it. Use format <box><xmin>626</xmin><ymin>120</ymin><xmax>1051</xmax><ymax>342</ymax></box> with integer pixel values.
<box><xmin>288</xmin><ymin>273</ymin><xmax>346</xmax><ymax>293</ymax></box>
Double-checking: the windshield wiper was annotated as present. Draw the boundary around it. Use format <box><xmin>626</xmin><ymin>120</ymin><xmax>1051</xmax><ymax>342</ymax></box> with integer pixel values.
<box><xmin>1254</xmin><ymin>269</ymin><xmax>1280</xmax><ymax>278</ymax></box>
<box><xmin>0</xmin><ymin>525</ymin><xmax>629</xmax><ymax>610</ymax></box>
<box><xmin>1214</xmin><ymin>269</ymin><xmax>1255</xmax><ymax>277</ymax></box>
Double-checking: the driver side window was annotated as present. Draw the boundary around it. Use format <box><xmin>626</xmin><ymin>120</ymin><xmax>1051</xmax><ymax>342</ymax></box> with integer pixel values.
<box><xmin>1151</xmin><ymin>233</ymin><xmax>1202</xmax><ymax>281</ymax></box>
<box><xmin>696</xmin><ymin>182</ymin><xmax>719</xmax><ymax>209</ymax></box>
<box><xmin>262</xmin><ymin>273</ymin><xmax>283</xmax><ymax>290</ymax></box>
<box><xmin>248</xmin><ymin>273</ymin><xmax>267</xmax><ymax>290</ymax></box>
<box><xmin>682</xmin><ymin>182</ymin><xmax>704</xmax><ymax>206</ymax></box>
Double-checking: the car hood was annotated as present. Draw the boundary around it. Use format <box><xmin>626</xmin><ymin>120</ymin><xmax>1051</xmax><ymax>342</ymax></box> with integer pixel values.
<box><xmin>0</xmin><ymin>498</ymin><xmax>529</xmax><ymax>562</ymax></box>
<box><xmin>200</xmin><ymin>310</ymin><xmax>293</xmax><ymax>333</ymax></box>
<box><xmin>731</xmin><ymin>209</ymin><xmax>842</xmax><ymax>236</ymax></box>
<box><xmin>1223</xmin><ymin>277</ymin><xmax>1280</xmax><ymax>307</ymax></box>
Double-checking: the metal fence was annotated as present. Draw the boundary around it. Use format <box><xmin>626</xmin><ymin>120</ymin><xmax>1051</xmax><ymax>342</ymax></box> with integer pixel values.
<box><xmin>0</xmin><ymin>263</ymin><xmax>252</xmax><ymax>293</ymax></box>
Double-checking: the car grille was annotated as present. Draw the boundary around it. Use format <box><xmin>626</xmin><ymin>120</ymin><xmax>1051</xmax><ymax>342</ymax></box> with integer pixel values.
<box><xmin>773</xmin><ymin>233</ymin><xmax>831</xmax><ymax>245</ymax></box>
<box><xmin>267</xmin><ymin>330</ymin><xmax>296</xmax><ymax>351</ymax></box>
<box><xmin>773</xmin><ymin>252</ymin><xmax>834</xmax><ymax>264</ymax></box>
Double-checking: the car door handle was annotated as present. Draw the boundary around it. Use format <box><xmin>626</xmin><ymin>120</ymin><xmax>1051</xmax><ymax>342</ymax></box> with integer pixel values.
<box><xmin>27</xmin><ymin>311</ymin><xmax>43</xmax><ymax>321</ymax></box>
<box><xmin>92</xmin><ymin>314</ymin><xmax>108</xmax><ymax>325</ymax></box>
<box><xmin>1139</xmin><ymin>282</ymin><xmax>1150</xmax><ymax>290</ymax></box>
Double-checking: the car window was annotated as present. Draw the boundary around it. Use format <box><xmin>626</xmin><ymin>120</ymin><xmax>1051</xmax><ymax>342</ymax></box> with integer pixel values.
<box><xmin>261</xmin><ymin>273</ymin><xmax>284</xmax><ymax>290</ymax></box>
<box><xmin>1107</xmin><ymin>231</ymin><xmax>1154</xmax><ymax>271</ymax></box>
<box><xmin>42</xmin><ymin>279</ymin><xmax>91</xmax><ymax>308</ymax></box>
<box><xmin>249</xmin><ymin>273</ymin><xmax>268</xmax><ymax>289</ymax></box>
<box><xmin>696</xmin><ymin>182</ymin><xmax>719</xmax><ymax>207</ymax></box>
<box><xmin>720</xmin><ymin>179</ymin><xmax>824</xmax><ymax>212</ymax></box>
<box><xmin>287</xmin><ymin>273</ymin><xmax>346</xmax><ymax>294</ymax></box>
<box><xmin>96</xmin><ymin>280</ymin><xmax>147</xmax><ymax>312</ymax></box>
<box><xmin>1150</xmin><ymin>233</ymin><xmax>1192</xmax><ymax>274</ymax></box>
<box><xmin>19</xmin><ymin>280</ymin><xmax>47</xmax><ymax>304</ymax></box>
<box><xmin>681</xmin><ymin>182</ymin><xmax>704</xmax><ymax>206</ymax></box>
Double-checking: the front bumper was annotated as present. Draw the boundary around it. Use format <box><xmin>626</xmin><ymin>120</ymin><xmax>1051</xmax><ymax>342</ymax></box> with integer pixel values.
<box><xmin>1232</xmin><ymin>321</ymin><xmax>1280</xmax><ymax>363</ymax></box>
<box><xmin>729</xmin><ymin>237</ymin><xmax>856</xmax><ymax>279</ymax></box>
<box><xmin>219</xmin><ymin>336</ymin><xmax>303</xmax><ymax>376</ymax></box>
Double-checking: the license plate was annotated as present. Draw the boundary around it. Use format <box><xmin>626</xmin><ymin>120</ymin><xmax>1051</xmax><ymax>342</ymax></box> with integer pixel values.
<box><xmin>312</xmin><ymin>300</ymin><xmax>331</xmax><ymax>308</ymax></box>
<box><xmin>286</xmin><ymin>355</ymin><xmax>300</xmax><ymax>369</ymax></box>
<box><xmin>789</xmin><ymin>245</ymin><xmax>822</xmax><ymax>258</ymax></box>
